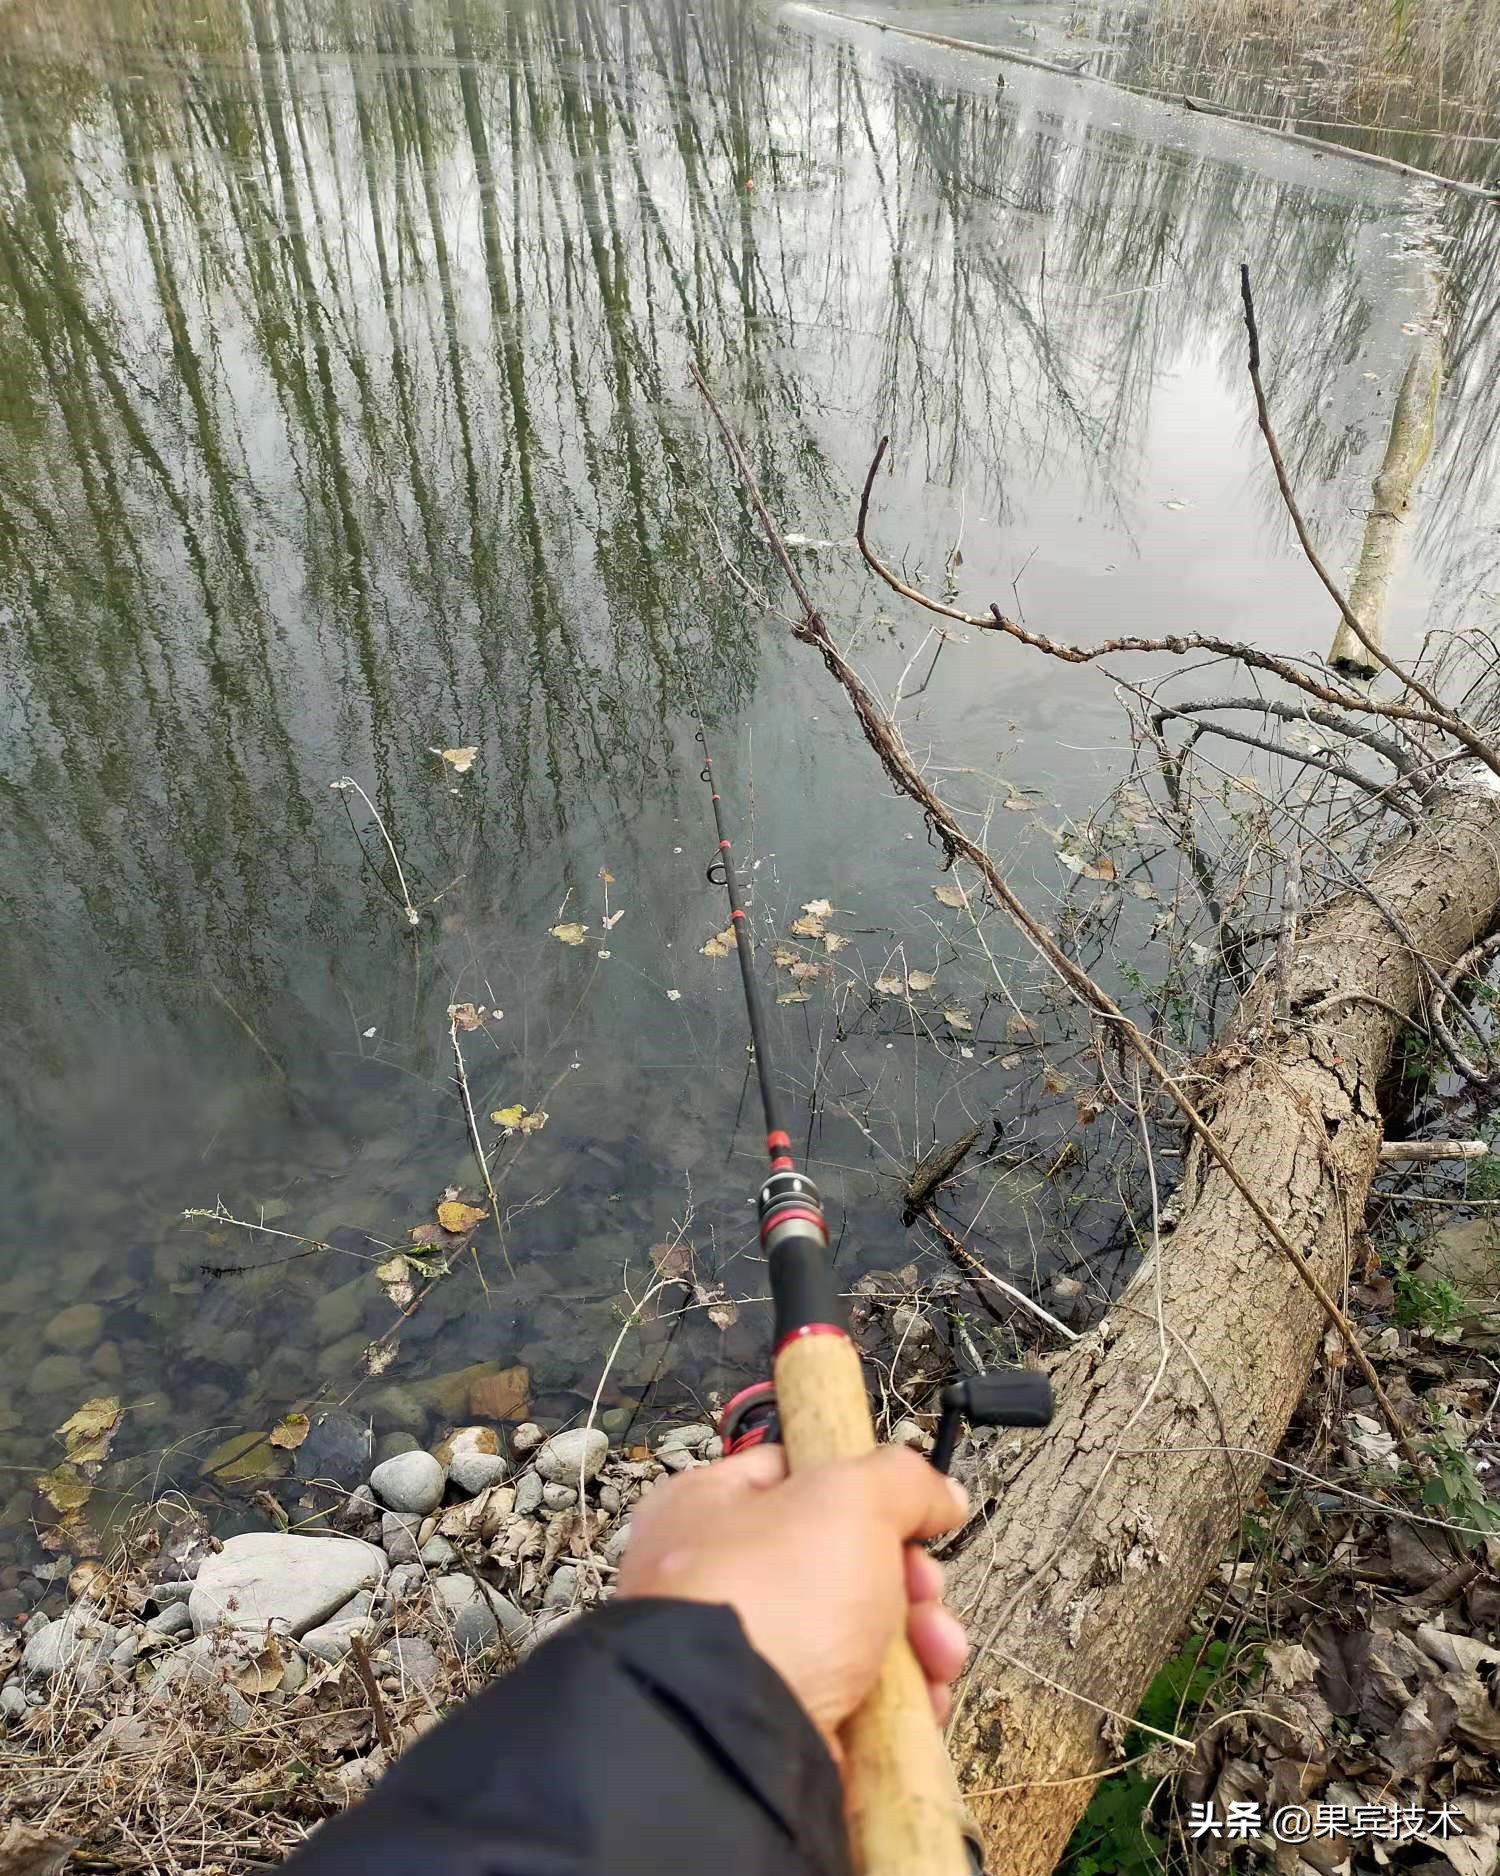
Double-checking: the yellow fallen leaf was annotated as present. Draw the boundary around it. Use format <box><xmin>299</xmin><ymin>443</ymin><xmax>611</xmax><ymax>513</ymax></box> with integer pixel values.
<box><xmin>701</xmin><ymin>926</ymin><xmax>736</xmax><ymax>959</ymax></box>
<box><xmin>933</xmin><ymin>884</ymin><xmax>967</xmax><ymax>909</ymax></box>
<box><xmin>518</xmin><ymin>1109</ymin><xmax>547</xmax><ymax>1135</ymax></box>
<box><xmin>822</xmin><ymin>931</ymin><xmax>849</xmax><ymax>954</ymax></box>
<box><xmin>943</xmin><ymin>1008</ymin><xmax>973</xmax><ymax>1032</ymax></box>
<box><xmin>234</xmin><ymin>1637</ymin><xmax>286</xmax><ymax>1695</ymax></box>
<box><xmin>437</xmin><ymin>1200</ymin><xmax>488</xmax><ymax>1234</ymax></box>
<box><xmin>772</xmin><ymin>946</ymin><xmax>800</xmax><ymax>970</ymax></box>
<box><xmin>491</xmin><ymin>1105</ymin><xmax>527</xmax><ymax>1130</ymax></box>
<box><xmin>789</xmin><ymin>913</ymin><xmax>826</xmax><ymax>939</ymax></box>
<box><xmin>802</xmin><ymin>898</ymin><xmax>834</xmax><ymax>919</ymax></box>
<box><xmin>437</xmin><ymin>745</ymin><xmax>478</xmax><ymax>773</ymax></box>
<box><xmin>55</xmin><ymin>1396</ymin><xmax>122</xmax><ymax>1466</ymax></box>
<box><xmin>789</xmin><ymin>961</ymin><xmax>824</xmax><ymax>984</ymax></box>
<box><xmin>550</xmin><ymin>922</ymin><xmax>589</xmax><ymax>946</ymax></box>
<box><xmin>38</xmin><ymin>1465</ymin><xmax>93</xmax><ymax>1516</ymax></box>
<box><xmin>448</xmin><ymin>1002</ymin><xmax>486</xmax><ymax>1031</ymax></box>
<box><xmin>874</xmin><ymin>973</ymin><xmax>904</xmax><ymax>996</ymax></box>
<box><xmin>906</xmin><ymin>970</ymin><xmax>935</xmax><ymax>993</ymax></box>
<box><xmin>375</xmin><ymin>1255</ymin><xmax>411</xmax><ymax>1285</ymax></box>
<box><xmin>269</xmin><ymin>1412</ymin><xmax>310</xmax><ymax>1451</ymax></box>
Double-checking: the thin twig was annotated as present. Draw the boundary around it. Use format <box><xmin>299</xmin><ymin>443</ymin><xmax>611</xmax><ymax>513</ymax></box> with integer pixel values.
<box><xmin>332</xmin><ymin>777</ymin><xmax>421</xmax><ymax>926</ymax></box>
<box><xmin>922</xmin><ymin>1207</ymin><xmax>1079</xmax><ymax>1343</ymax></box>
<box><xmin>448</xmin><ymin>1012</ymin><xmax>504</xmax><ymax>1289</ymax></box>
<box><xmin>347</xmin><ymin>1633</ymin><xmax>395</xmax><ymax>1753</ymax></box>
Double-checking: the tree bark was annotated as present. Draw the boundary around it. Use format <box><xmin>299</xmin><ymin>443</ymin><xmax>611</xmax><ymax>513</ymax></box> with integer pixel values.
<box><xmin>946</xmin><ymin>783</ymin><xmax>1500</xmax><ymax>1875</ymax></box>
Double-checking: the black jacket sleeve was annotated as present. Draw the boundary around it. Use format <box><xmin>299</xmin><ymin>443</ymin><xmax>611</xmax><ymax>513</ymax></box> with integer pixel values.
<box><xmin>286</xmin><ymin>1598</ymin><xmax>853</xmax><ymax>1876</ymax></box>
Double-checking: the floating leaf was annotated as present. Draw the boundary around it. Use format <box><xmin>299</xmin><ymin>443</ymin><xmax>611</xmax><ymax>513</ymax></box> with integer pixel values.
<box><xmin>448</xmin><ymin>1002</ymin><xmax>486</xmax><ymax>1031</ymax></box>
<box><xmin>550</xmin><ymin>922</ymin><xmax>589</xmax><ymax>946</ymax></box>
<box><xmin>366</xmin><ymin>1344</ymin><xmax>396</xmax><ymax>1377</ymax></box>
<box><xmin>701</xmin><ymin>926</ymin><xmax>736</xmax><ymax>959</ymax></box>
<box><xmin>409</xmin><ymin>1221</ymin><xmax>447</xmax><ymax>1248</ymax></box>
<box><xmin>602</xmin><ymin>909</ymin><xmax>625</xmax><ymax>930</ymax></box>
<box><xmin>790</xmin><ymin>961</ymin><xmax>824</xmax><ymax>984</ymax></box>
<box><xmin>1132</xmin><ymin>882</ymin><xmax>1157</xmax><ymax>901</ymax></box>
<box><xmin>666</xmin><ymin>989</ymin><xmax>682</xmax><ymax>1001</ymax></box>
<box><xmin>38</xmin><ymin>1465</ymin><xmax>93</xmax><ymax>1517</ymax></box>
<box><xmin>1003</xmin><ymin>793</ymin><xmax>1028</xmax><ymax>812</ymax></box>
<box><xmin>1006</xmin><ymin>1014</ymin><xmax>1044</xmax><ymax>1047</ymax></box>
<box><xmin>802</xmin><ymin>899</ymin><xmax>833</xmax><ymax>918</ymax></box>
<box><xmin>650</xmin><ymin>1240</ymin><xmax>692</xmax><ymax>1282</ymax></box>
<box><xmin>598</xmin><ymin>867</ymin><xmax>615</xmax><ymax>885</ymax></box>
<box><xmin>789</xmin><ymin>913</ymin><xmax>826</xmax><ymax>938</ymax></box>
<box><xmin>518</xmin><ymin>1109</ymin><xmax>547</xmax><ymax>1135</ymax></box>
<box><xmin>822</xmin><ymin>931</ymin><xmax>849</xmax><ymax>955</ymax></box>
<box><xmin>874</xmin><ymin>973</ymin><xmax>904</xmax><ymax>996</ymax></box>
<box><xmin>55</xmin><ymin>1397</ymin><xmax>122</xmax><ymax>1467</ymax></box>
<box><xmin>933</xmin><ymin>884</ymin><xmax>967</xmax><ymax>910</ymax></box>
<box><xmin>269</xmin><ymin>1412</ymin><xmax>310</xmax><ymax>1451</ymax></box>
<box><xmin>375</xmin><ymin>1255</ymin><xmax>411</xmax><ymax>1286</ymax></box>
<box><xmin>707</xmin><ymin>1300</ymin><xmax>739</xmax><ymax>1331</ymax></box>
<box><xmin>1000</xmin><ymin>1052</ymin><xmax>1023</xmax><ymax>1069</ymax></box>
<box><xmin>437</xmin><ymin>1200</ymin><xmax>488</xmax><ymax>1234</ymax></box>
<box><xmin>1058</xmin><ymin>851</ymin><xmax>1116</xmax><ymax>883</ymax></box>
<box><xmin>943</xmin><ymin>1008</ymin><xmax>973</xmax><ymax>1033</ymax></box>
<box><xmin>906</xmin><ymin>970</ymin><xmax>935</xmax><ymax>993</ymax></box>
<box><xmin>491</xmin><ymin>1104</ymin><xmax>527</xmax><ymax>1131</ymax></box>
<box><xmin>435</xmin><ymin>745</ymin><xmax>478</xmax><ymax>773</ymax></box>
<box><xmin>362</xmin><ymin>1025</ymin><xmax>378</xmax><ymax>1038</ymax></box>
<box><xmin>777</xmin><ymin>989</ymin><xmax>811</xmax><ymax>1004</ymax></box>
<box><xmin>1043</xmin><ymin>1066</ymin><xmax>1072</xmax><ymax>1096</ymax></box>
<box><xmin>773</xmin><ymin>946</ymin><xmax>800</xmax><ymax>970</ymax></box>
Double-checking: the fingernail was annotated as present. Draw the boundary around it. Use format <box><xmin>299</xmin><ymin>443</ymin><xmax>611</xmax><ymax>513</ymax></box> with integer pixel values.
<box><xmin>945</xmin><ymin>1478</ymin><xmax>969</xmax><ymax>1519</ymax></box>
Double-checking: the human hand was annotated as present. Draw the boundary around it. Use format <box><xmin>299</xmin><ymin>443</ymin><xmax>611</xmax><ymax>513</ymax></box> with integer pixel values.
<box><xmin>615</xmin><ymin>1442</ymin><xmax>970</xmax><ymax>1760</ymax></box>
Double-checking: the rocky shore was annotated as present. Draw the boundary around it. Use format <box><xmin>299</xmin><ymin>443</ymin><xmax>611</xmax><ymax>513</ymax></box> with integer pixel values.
<box><xmin>0</xmin><ymin>1412</ymin><xmax>722</xmax><ymax>1867</ymax></box>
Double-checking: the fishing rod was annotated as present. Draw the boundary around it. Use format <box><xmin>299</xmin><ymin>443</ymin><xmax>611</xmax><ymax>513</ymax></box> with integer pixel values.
<box><xmin>693</xmin><ymin>716</ymin><xmax>1051</xmax><ymax>1876</ymax></box>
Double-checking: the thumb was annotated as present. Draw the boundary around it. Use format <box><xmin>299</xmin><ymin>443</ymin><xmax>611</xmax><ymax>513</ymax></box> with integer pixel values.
<box><xmin>849</xmin><ymin>1445</ymin><xmax>970</xmax><ymax>1541</ymax></box>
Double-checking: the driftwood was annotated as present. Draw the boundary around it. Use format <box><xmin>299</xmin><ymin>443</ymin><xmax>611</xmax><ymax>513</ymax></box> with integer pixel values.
<box><xmin>941</xmin><ymin>783</ymin><xmax>1500</xmax><ymax>1872</ymax></box>
<box><xmin>903</xmin><ymin>1125</ymin><xmax>983</xmax><ymax>1222</ymax></box>
<box><xmin>1329</xmin><ymin>276</ymin><xmax>1445</xmax><ymax>677</ymax></box>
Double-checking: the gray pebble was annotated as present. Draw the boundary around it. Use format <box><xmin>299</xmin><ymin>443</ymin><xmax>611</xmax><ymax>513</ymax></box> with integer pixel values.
<box><xmin>149</xmin><ymin>1580</ymin><xmax>199</xmax><ymax>1606</ymax></box>
<box><xmin>658</xmin><ymin>1423</ymin><xmax>716</xmax><ymax>1453</ymax></box>
<box><xmin>223</xmin><ymin>1684</ymin><xmax>253</xmax><ymax>1729</ymax></box>
<box><xmin>544</xmin><ymin>1564</ymin><xmax>580</xmax><ymax>1610</ymax></box>
<box><xmin>510</xmin><ymin>1423</ymin><xmax>544</xmax><ymax>1455</ymax></box>
<box><xmin>1</xmin><ymin>1681</ymin><xmax>28</xmax><ymax>1722</ymax></box>
<box><xmin>597</xmin><ymin>1484</ymin><xmax>623</xmax><ymax>1515</ymax></box>
<box><xmin>146</xmin><ymin>1601</ymin><xmax>193</xmax><ymax>1638</ymax></box>
<box><xmin>535</xmin><ymin>1428</ymin><xmax>608</xmax><ymax>1485</ymax></box>
<box><xmin>419</xmin><ymin>1536</ymin><xmax>458</xmax><ymax>1568</ymax></box>
<box><xmin>448</xmin><ymin>1452</ymin><xmax>509</xmax><ymax>1496</ymax></box>
<box><xmin>370</xmin><ymin>1451</ymin><xmax>446</xmax><ymax>1516</ymax></box>
<box><xmin>110</xmin><ymin>1634</ymin><xmax>140</xmax><ymax>1669</ymax></box>
<box><xmin>332</xmin><ymin>1486</ymin><xmax>380</xmax><ymax>1536</ymax></box>
<box><xmin>704</xmin><ymin>1436</ymin><xmax>723</xmax><ymax>1459</ymax></box>
<box><xmin>602</xmin><ymin>1523</ymin><xmax>632</xmax><ymax>1566</ymax></box>
<box><xmin>450</xmin><ymin>1597</ymin><xmax>498</xmax><ymax>1656</ymax></box>
<box><xmin>541</xmin><ymin>1482</ymin><xmax>577</xmax><ymax>1510</ymax></box>
<box><xmin>513</xmin><ymin>1472</ymin><xmax>543</xmax><ymax>1517</ymax></box>
<box><xmin>890</xmin><ymin>1302</ymin><xmax>933</xmax><ymax>1345</ymax></box>
<box><xmin>280</xmin><ymin>1652</ymin><xmax>307</xmax><ymax>1695</ymax></box>
<box><xmin>381</xmin><ymin>1511</ymin><xmax>422</xmax><ymax>1564</ymax></box>
<box><xmin>384</xmin><ymin>1562</ymin><xmax>425</xmax><ymax>1602</ymax></box>
<box><xmin>659</xmin><ymin>1447</ymin><xmax>697</xmax><ymax>1473</ymax></box>
<box><xmin>890</xmin><ymin>1418</ymin><xmax>930</xmax><ymax>1452</ymax></box>
<box><xmin>22</xmin><ymin>1614</ymin><xmax>113</xmax><ymax>1679</ymax></box>
<box><xmin>381</xmin><ymin>1635</ymin><xmax>440</xmax><ymax>1690</ymax></box>
<box><xmin>301</xmin><ymin>1618</ymin><xmax>373</xmax><ymax>1664</ymax></box>
<box><xmin>599</xmin><ymin>1406</ymin><xmax>633</xmax><ymax>1439</ymax></box>
<box><xmin>374</xmin><ymin>1430</ymin><xmax>421</xmax><ymax>1464</ymax></box>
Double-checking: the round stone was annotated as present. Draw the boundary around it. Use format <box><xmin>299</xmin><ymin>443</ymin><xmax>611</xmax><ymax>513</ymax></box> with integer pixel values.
<box><xmin>369</xmin><ymin>1451</ymin><xmax>445</xmax><ymax>1515</ymax></box>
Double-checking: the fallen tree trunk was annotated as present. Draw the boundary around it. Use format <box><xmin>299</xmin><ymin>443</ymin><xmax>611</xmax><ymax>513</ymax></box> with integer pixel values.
<box><xmin>945</xmin><ymin>781</ymin><xmax>1500</xmax><ymax>1873</ymax></box>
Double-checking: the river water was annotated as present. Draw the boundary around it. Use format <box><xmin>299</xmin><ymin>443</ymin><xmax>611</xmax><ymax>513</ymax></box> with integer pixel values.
<box><xmin>1</xmin><ymin>0</ymin><xmax>1497</xmax><ymax>1538</ymax></box>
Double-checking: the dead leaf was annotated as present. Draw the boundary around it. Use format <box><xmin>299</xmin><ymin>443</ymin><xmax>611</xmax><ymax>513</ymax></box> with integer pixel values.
<box><xmin>772</xmin><ymin>946</ymin><xmax>800</xmax><ymax>969</ymax></box>
<box><xmin>943</xmin><ymin>1008</ymin><xmax>973</xmax><ymax>1032</ymax></box>
<box><xmin>1043</xmin><ymin>1066</ymin><xmax>1072</xmax><ymax>1096</ymax></box>
<box><xmin>1004</xmin><ymin>793</ymin><xmax>1028</xmax><ymax>812</ymax></box>
<box><xmin>707</xmin><ymin>1301</ymin><xmax>739</xmax><ymax>1330</ymax></box>
<box><xmin>1006</xmin><ymin>1014</ymin><xmax>1044</xmax><ymax>1047</ymax></box>
<box><xmin>650</xmin><ymin>1240</ymin><xmax>693</xmax><ymax>1282</ymax></box>
<box><xmin>365</xmin><ymin>1344</ymin><xmax>396</xmax><ymax>1377</ymax></box>
<box><xmin>437</xmin><ymin>1200</ymin><xmax>488</xmax><ymax>1234</ymax></box>
<box><xmin>602</xmin><ymin>909</ymin><xmax>625</xmax><ymax>930</ymax></box>
<box><xmin>1132</xmin><ymin>881</ymin><xmax>1157</xmax><ymax>900</ymax></box>
<box><xmin>906</xmin><ymin>970</ymin><xmax>935</xmax><ymax>994</ymax></box>
<box><xmin>802</xmin><ymin>898</ymin><xmax>833</xmax><ymax>918</ymax></box>
<box><xmin>822</xmin><ymin>931</ymin><xmax>849</xmax><ymax>954</ymax></box>
<box><xmin>409</xmin><ymin>1222</ymin><xmax>447</xmax><ymax>1248</ymax></box>
<box><xmin>491</xmin><ymin>1104</ymin><xmax>526</xmax><ymax>1130</ymax></box>
<box><xmin>598</xmin><ymin>867</ymin><xmax>615</xmax><ymax>885</ymax></box>
<box><xmin>789</xmin><ymin>961</ymin><xmax>824</xmax><ymax>984</ymax></box>
<box><xmin>550</xmin><ymin>922</ymin><xmax>589</xmax><ymax>946</ymax></box>
<box><xmin>37</xmin><ymin>1465</ymin><xmax>92</xmax><ymax>1517</ymax></box>
<box><xmin>233</xmin><ymin>1637</ymin><xmax>286</xmax><ymax>1695</ymax></box>
<box><xmin>375</xmin><ymin>1255</ymin><xmax>411</xmax><ymax>1285</ymax></box>
<box><xmin>435</xmin><ymin>745</ymin><xmax>478</xmax><ymax>773</ymax></box>
<box><xmin>448</xmin><ymin>1002</ymin><xmax>485</xmax><ymax>1031</ymax></box>
<box><xmin>701</xmin><ymin>926</ymin><xmax>736</xmax><ymax>959</ymax></box>
<box><xmin>518</xmin><ymin>1110</ymin><xmax>547</xmax><ymax>1135</ymax></box>
<box><xmin>1058</xmin><ymin>851</ymin><xmax>1117</xmax><ymax>882</ymax></box>
<box><xmin>55</xmin><ymin>1397</ymin><xmax>122</xmax><ymax>1467</ymax></box>
<box><xmin>269</xmin><ymin>1413</ymin><xmax>310</xmax><ymax>1451</ymax></box>
<box><xmin>873</xmin><ymin>972</ymin><xmax>904</xmax><ymax>996</ymax></box>
<box><xmin>788</xmin><ymin>913</ymin><xmax>826</xmax><ymax>939</ymax></box>
<box><xmin>933</xmin><ymin>884</ymin><xmax>967</xmax><ymax>909</ymax></box>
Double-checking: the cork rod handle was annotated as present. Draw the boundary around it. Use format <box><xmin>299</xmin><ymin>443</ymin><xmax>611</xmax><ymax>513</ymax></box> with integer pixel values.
<box><xmin>775</xmin><ymin>1329</ymin><xmax>974</xmax><ymax>1876</ymax></box>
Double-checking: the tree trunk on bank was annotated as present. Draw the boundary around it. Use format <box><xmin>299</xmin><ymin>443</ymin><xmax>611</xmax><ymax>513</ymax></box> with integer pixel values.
<box><xmin>946</xmin><ymin>782</ymin><xmax>1500</xmax><ymax>1875</ymax></box>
